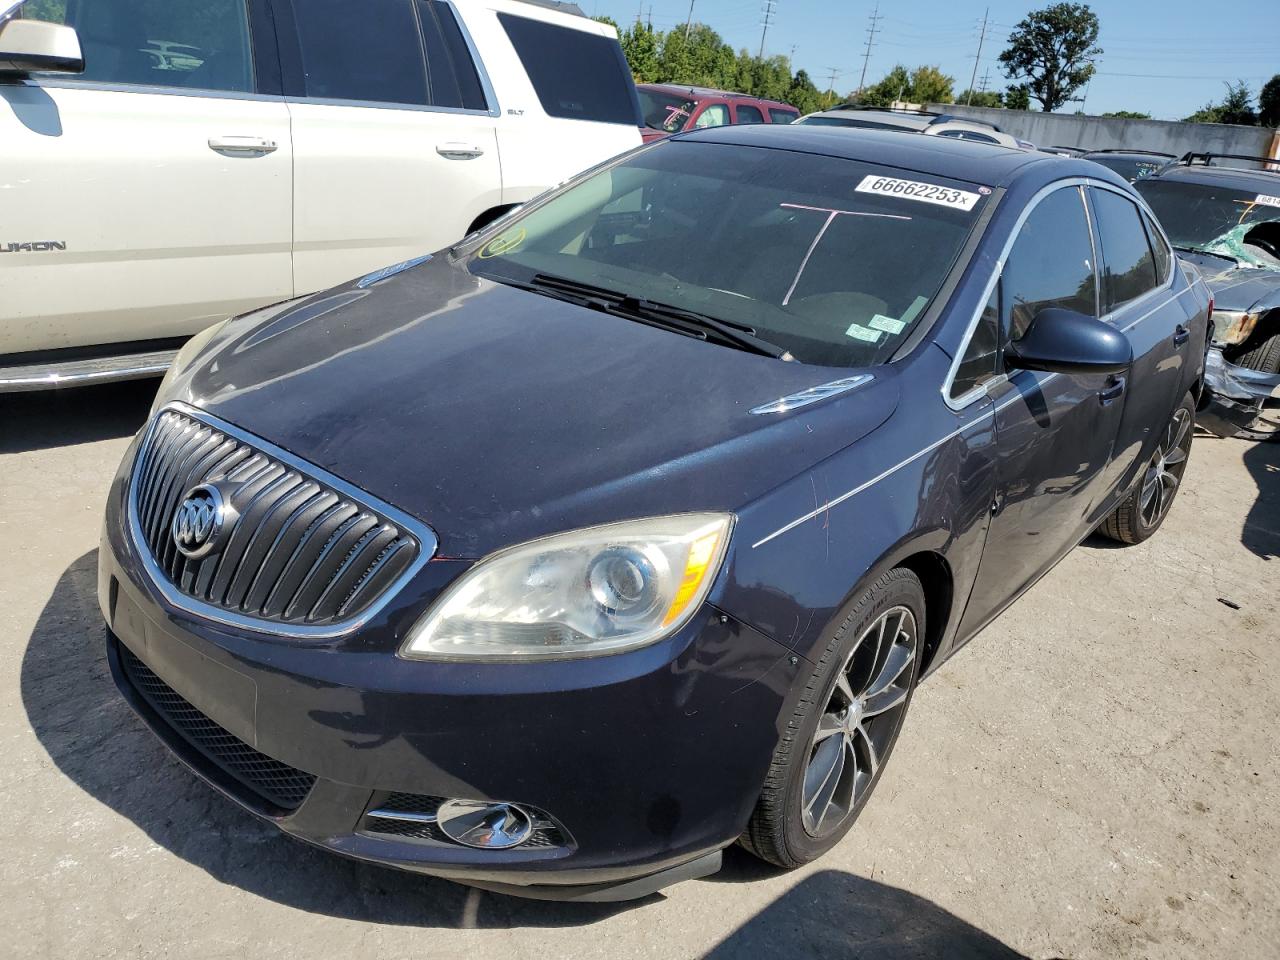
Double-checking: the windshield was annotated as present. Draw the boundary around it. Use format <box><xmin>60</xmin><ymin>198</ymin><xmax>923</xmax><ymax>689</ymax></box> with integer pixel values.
<box><xmin>464</xmin><ymin>141</ymin><xmax>991</xmax><ymax>367</ymax></box>
<box><xmin>1137</xmin><ymin>178</ymin><xmax>1280</xmax><ymax>267</ymax></box>
<box><xmin>1090</xmin><ymin>155</ymin><xmax>1166</xmax><ymax>182</ymax></box>
<box><xmin>637</xmin><ymin>89</ymin><xmax>696</xmax><ymax>132</ymax></box>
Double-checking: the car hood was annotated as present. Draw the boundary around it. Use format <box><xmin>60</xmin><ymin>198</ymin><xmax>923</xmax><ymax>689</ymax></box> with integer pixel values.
<box><xmin>175</xmin><ymin>258</ymin><xmax>901</xmax><ymax>557</ymax></box>
<box><xmin>1180</xmin><ymin>251</ymin><xmax>1280</xmax><ymax>314</ymax></box>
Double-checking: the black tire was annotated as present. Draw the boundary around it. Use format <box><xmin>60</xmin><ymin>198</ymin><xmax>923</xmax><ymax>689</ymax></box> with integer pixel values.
<box><xmin>1234</xmin><ymin>332</ymin><xmax>1280</xmax><ymax>375</ymax></box>
<box><xmin>1099</xmin><ymin>391</ymin><xmax>1195</xmax><ymax>544</ymax></box>
<box><xmin>740</xmin><ymin>568</ymin><xmax>925</xmax><ymax>869</ymax></box>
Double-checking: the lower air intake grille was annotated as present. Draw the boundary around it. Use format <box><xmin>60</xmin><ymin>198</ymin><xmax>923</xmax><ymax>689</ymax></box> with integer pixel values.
<box><xmin>120</xmin><ymin>643</ymin><xmax>316</xmax><ymax>811</ymax></box>
<box><xmin>129</xmin><ymin>407</ymin><xmax>427</xmax><ymax>630</ymax></box>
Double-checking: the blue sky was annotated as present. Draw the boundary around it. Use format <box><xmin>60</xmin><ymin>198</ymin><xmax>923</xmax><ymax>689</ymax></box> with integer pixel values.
<box><xmin>586</xmin><ymin>0</ymin><xmax>1279</xmax><ymax>121</ymax></box>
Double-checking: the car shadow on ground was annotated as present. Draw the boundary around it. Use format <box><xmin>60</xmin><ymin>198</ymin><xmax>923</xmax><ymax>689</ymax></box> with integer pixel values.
<box><xmin>23</xmin><ymin>551</ymin><xmax>1033</xmax><ymax>949</ymax></box>
<box><xmin>1241</xmin><ymin>438</ymin><xmax>1280</xmax><ymax>561</ymax></box>
<box><xmin>0</xmin><ymin>379</ymin><xmax>156</xmax><ymax>454</ymax></box>
<box><xmin>702</xmin><ymin>868</ymin><xmax>1029</xmax><ymax>959</ymax></box>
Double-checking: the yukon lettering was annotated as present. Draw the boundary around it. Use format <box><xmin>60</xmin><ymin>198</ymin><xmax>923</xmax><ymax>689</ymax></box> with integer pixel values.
<box><xmin>0</xmin><ymin>241</ymin><xmax>68</xmax><ymax>253</ymax></box>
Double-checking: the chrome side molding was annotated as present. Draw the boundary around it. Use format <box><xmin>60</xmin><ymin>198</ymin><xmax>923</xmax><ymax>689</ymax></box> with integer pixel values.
<box><xmin>0</xmin><ymin>348</ymin><xmax>176</xmax><ymax>392</ymax></box>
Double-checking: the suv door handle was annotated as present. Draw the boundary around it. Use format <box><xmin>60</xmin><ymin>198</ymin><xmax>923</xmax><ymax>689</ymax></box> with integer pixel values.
<box><xmin>1173</xmin><ymin>324</ymin><xmax>1190</xmax><ymax>347</ymax></box>
<box><xmin>436</xmin><ymin>142</ymin><xmax>485</xmax><ymax>160</ymax></box>
<box><xmin>1098</xmin><ymin>375</ymin><xmax>1126</xmax><ymax>405</ymax></box>
<box><xmin>208</xmin><ymin>136</ymin><xmax>278</xmax><ymax>154</ymax></box>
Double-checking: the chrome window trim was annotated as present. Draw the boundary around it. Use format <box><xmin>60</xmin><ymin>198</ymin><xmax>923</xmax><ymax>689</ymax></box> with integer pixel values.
<box><xmin>943</xmin><ymin>177</ymin><xmax>1177</xmax><ymax>412</ymax></box>
<box><xmin>126</xmin><ymin>402</ymin><xmax>440</xmax><ymax>640</ymax></box>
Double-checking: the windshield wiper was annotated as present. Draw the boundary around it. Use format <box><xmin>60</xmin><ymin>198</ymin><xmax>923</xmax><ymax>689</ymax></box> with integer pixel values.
<box><xmin>509</xmin><ymin>273</ymin><xmax>789</xmax><ymax>359</ymax></box>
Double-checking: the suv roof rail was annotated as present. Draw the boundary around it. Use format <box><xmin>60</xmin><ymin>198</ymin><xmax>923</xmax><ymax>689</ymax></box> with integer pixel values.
<box><xmin>830</xmin><ymin>103</ymin><xmax>939</xmax><ymax>116</ymax></box>
<box><xmin>1087</xmin><ymin>148</ymin><xmax>1175</xmax><ymax>158</ymax></box>
<box><xmin>1175</xmin><ymin>151</ymin><xmax>1280</xmax><ymax>173</ymax></box>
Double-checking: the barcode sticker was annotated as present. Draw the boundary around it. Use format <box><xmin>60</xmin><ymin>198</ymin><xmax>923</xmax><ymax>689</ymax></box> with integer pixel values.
<box><xmin>855</xmin><ymin>175</ymin><xmax>983</xmax><ymax>211</ymax></box>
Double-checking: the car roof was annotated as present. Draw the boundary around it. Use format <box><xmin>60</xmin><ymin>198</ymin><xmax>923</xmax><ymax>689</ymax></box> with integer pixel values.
<box><xmin>1146</xmin><ymin>162</ymin><xmax>1280</xmax><ymax>192</ymax></box>
<box><xmin>638</xmin><ymin>83</ymin><xmax>795</xmax><ymax>108</ymax></box>
<box><xmin>672</xmin><ymin>124</ymin><xmax>1068</xmax><ymax>188</ymax></box>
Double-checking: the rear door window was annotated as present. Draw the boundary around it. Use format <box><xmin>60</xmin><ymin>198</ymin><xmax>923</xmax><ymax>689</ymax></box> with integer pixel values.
<box><xmin>1002</xmin><ymin>186</ymin><xmax>1098</xmax><ymax>341</ymax></box>
<box><xmin>693</xmin><ymin>104</ymin><xmax>730</xmax><ymax>129</ymax></box>
<box><xmin>293</xmin><ymin>0</ymin><xmax>428</xmax><ymax>105</ymax></box>
<box><xmin>417</xmin><ymin>0</ymin><xmax>488</xmax><ymax>110</ymax></box>
<box><xmin>1141</xmin><ymin>210</ymin><xmax>1173</xmax><ymax>285</ymax></box>
<box><xmin>1090</xmin><ymin>187</ymin><xmax>1159</xmax><ymax>312</ymax></box>
<box><xmin>769</xmin><ymin>109</ymin><xmax>798</xmax><ymax>124</ymax></box>
<box><xmin>735</xmin><ymin>103</ymin><xmax>765</xmax><ymax>124</ymax></box>
<box><xmin>27</xmin><ymin>0</ymin><xmax>254</xmax><ymax>92</ymax></box>
<box><xmin>497</xmin><ymin>13</ymin><xmax>638</xmax><ymax>125</ymax></box>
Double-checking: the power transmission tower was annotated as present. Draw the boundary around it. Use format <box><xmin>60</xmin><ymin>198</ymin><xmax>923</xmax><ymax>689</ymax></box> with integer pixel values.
<box><xmin>856</xmin><ymin>4</ymin><xmax>882</xmax><ymax>95</ymax></box>
<box><xmin>758</xmin><ymin>0</ymin><xmax>777</xmax><ymax>59</ymax></box>
<box><xmin>965</xmin><ymin>7</ymin><xmax>989</xmax><ymax>106</ymax></box>
<box><xmin>979</xmin><ymin>68</ymin><xmax>991</xmax><ymax>93</ymax></box>
<box><xmin>683</xmin><ymin>0</ymin><xmax>695</xmax><ymax>40</ymax></box>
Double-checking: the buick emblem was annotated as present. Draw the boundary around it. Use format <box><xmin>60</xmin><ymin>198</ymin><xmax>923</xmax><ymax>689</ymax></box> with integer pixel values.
<box><xmin>171</xmin><ymin>484</ymin><xmax>231</xmax><ymax>560</ymax></box>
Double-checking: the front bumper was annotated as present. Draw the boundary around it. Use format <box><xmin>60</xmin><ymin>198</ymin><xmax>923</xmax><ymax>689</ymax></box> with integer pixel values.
<box><xmin>1199</xmin><ymin>347</ymin><xmax>1280</xmax><ymax>438</ymax></box>
<box><xmin>99</xmin><ymin>458</ymin><xmax>801</xmax><ymax>899</ymax></box>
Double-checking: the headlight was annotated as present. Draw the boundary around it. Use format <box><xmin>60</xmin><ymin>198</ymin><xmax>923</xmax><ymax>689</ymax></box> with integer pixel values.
<box><xmin>401</xmin><ymin>514</ymin><xmax>734</xmax><ymax>661</ymax></box>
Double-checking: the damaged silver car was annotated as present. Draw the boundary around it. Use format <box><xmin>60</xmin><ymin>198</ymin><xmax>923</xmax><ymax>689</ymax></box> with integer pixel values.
<box><xmin>1137</xmin><ymin>153</ymin><xmax>1280</xmax><ymax>440</ymax></box>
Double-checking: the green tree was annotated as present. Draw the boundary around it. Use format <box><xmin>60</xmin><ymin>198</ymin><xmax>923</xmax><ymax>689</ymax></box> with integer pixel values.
<box><xmin>857</xmin><ymin>65</ymin><xmax>911</xmax><ymax>106</ymax></box>
<box><xmin>786</xmin><ymin>69</ymin><xmax>824</xmax><ymax>114</ymax></box>
<box><xmin>1004</xmin><ymin>84</ymin><xmax>1031</xmax><ymax>111</ymax></box>
<box><xmin>1258</xmin><ymin>74</ymin><xmax>1280</xmax><ymax>128</ymax></box>
<box><xmin>958</xmin><ymin>89</ymin><xmax>1004</xmax><ymax>108</ymax></box>
<box><xmin>18</xmin><ymin>0</ymin><xmax>67</xmax><ymax>21</ymax></box>
<box><xmin>910</xmin><ymin>65</ymin><xmax>955</xmax><ymax>104</ymax></box>
<box><xmin>617</xmin><ymin>21</ymin><xmax>662</xmax><ymax>83</ymax></box>
<box><xmin>998</xmin><ymin>3</ymin><xmax>1102</xmax><ymax>112</ymax></box>
<box><xmin>1102</xmin><ymin>110</ymin><xmax>1151</xmax><ymax>119</ymax></box>
<box><xmin>1184</xmin><ymin>81</ymin><xmax>1257</xmax><ymax>125</ymax></box>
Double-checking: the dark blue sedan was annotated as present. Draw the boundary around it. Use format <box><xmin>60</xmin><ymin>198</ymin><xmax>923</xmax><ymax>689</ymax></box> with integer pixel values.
<box><xmin>99</xmin><ymin>125</ymin><xmax>1211</xmax><ymax>901</ymax></box>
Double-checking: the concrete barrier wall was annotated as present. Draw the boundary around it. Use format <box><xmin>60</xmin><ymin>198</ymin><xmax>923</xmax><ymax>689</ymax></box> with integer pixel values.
<box><xmin>926</xmin><ymin>104</ymin><xmax>1280</xmax><ymax>160</ymax></box>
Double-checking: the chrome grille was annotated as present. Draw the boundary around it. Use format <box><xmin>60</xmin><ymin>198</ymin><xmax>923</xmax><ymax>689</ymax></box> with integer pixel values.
<box><xmin>130</xmin><ymin>407</ymin><xmax>430</xmax><ymax>631</ymax></box>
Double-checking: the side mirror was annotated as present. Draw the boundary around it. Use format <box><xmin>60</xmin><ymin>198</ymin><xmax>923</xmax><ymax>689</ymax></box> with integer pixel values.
<box><xmin>0</xmin><ymin>18</ymin><xmax>84</xmax><ymax>76</ymax></box>
<box><xmin>1005</xmin><ymin>307</ymin><xmax>1132</xmax><ymax>376</ymax></box>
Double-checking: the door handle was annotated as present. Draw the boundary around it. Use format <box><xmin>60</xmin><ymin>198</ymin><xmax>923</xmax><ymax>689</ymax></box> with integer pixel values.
<box><xmin>436</xmin><ymin>142</ymin><xmax>485</xmax><ymax>160</ymax></box>
<box><xmin>208</xmin><ymin>136</ymin><xmax>278</xmax><ymax>154</ymax></box>
<box><xmin>1098</xmin><ymin>375</ymin><xmax>1126</xmax><ymax>406</ymax></box>
<box><xmin>1173</xmin><ymin>324</ymin><xmax>1190</xmax><ymax>347</ymax></box>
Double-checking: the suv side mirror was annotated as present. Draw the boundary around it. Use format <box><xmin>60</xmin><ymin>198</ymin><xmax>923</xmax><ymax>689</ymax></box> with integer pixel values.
<box><xmin>0</xmin><ymin>18</ymin><xmax>84</xmax><ymax>76</ymax></box>
<box><xmin>1005</xmin><ymin>307</ymin><xmax>1132</xmax><ymax>376</ymax></box>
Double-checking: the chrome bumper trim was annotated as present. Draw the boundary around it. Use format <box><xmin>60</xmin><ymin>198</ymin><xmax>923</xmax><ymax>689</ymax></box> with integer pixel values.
<box><xmin>0</xmin><ymin>349</ymin><xmax>176</xmax><ymax>392</ymax></box>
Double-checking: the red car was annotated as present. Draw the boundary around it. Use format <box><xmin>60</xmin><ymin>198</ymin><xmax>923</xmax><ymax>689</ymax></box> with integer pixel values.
<box><xmin>636</xmin><ymin>83</ymin><xmax>800</xmax><ymax>142</ymax></box>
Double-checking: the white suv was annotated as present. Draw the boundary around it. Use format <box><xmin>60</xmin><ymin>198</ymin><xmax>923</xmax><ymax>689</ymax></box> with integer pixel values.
<box><xmin>0</xmin><ymin>0</ymin><xmax>641</xmax><ymax>389</ymax></box>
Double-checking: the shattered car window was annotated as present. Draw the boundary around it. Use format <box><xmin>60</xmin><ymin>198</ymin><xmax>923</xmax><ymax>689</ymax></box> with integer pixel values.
<box><xmin>1136</xmin><ymin>180</ymin><xmax>1280</xmax><ymax>269</ymax></box>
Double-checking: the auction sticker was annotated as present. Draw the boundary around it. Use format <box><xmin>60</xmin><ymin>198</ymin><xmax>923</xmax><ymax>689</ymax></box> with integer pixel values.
<box><xmin>855</xmin><ymin>175</ymin><xmax>982</xmax><ymax>211</ymax></box>
<box><xmin>1254</xmin><ymin>193</ymin><xmax>1280</xmax><ymax>209</ymax></box>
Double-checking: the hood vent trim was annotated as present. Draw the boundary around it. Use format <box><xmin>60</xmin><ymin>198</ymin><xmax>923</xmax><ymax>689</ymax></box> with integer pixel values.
<box><xmin>750</xmin><ymin>374</ymin><xmax>874</xmax><ymax>415</ymax></box>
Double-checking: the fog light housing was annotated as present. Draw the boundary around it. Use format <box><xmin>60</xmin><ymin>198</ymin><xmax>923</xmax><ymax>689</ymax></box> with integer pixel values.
<box><xmin>436</xmin><ymin>799</ymin><xmax>534</xmax><ymax>849</ymax></box>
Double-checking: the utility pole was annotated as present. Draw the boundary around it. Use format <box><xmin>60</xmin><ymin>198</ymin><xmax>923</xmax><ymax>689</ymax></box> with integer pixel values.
<box><xmin>856</xmin><ymin>4</ymin><xmax>882</xmax><ymax>96</ymax></box>
<box><xmin>758</xmin><ymin>0</ymin><xmax>777</xmax><ymax>59</ymax></box>
<box><xmin>789</xmin><ymin>43</ymin><xmax>798</xmax><ymax>70</ymax></box>
<box><xmin>979</xmin><ymin>68</ymin><xmax>991</xmax><ymax>93</ymax></box>
<box><xmin>965</xmin><ymin>7</ymin><xmax>989</xmax><ymax>106</ymax></box>
<box><xmin>683</xmin><ymin>0</ymin><xmax>695</xmax><ymax>40</ymax></box>
<box><xmin>825</xmin><ymin>67</ymin><xmax>841</xmax><ymax>107</ymax></box>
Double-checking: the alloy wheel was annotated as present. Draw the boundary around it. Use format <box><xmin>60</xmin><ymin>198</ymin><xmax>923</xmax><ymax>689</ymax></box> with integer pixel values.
<box><xmin>801</xmin><ymin>606</ymin><xmax>917</xmax><ymax>838</ymax></box>
<box><xmin>1139</xmin><ymin>407</ymin><xmax>1192</xmax><ymax>528</ymax></box>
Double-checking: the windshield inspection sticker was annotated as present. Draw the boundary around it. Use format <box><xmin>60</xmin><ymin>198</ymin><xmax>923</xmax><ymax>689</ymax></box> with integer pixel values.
<box><xmin>855</xmin><ymin>175</ymin><xmax>982</xmax><ymax>211</ymax></box>
<box><xmin>845</xmin><ymin>323</ymin><xmax>883</xmax><ymax>343</ymax></box>
<box><xmin>1254</xmin><ymin>194</ymin><xmax>1280</xmax><ymax>209</ymax></box>
<box><xmin>868</xmin><ymin>313</ymin><xmax>907</xmax><ymax>335</ymax></box>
